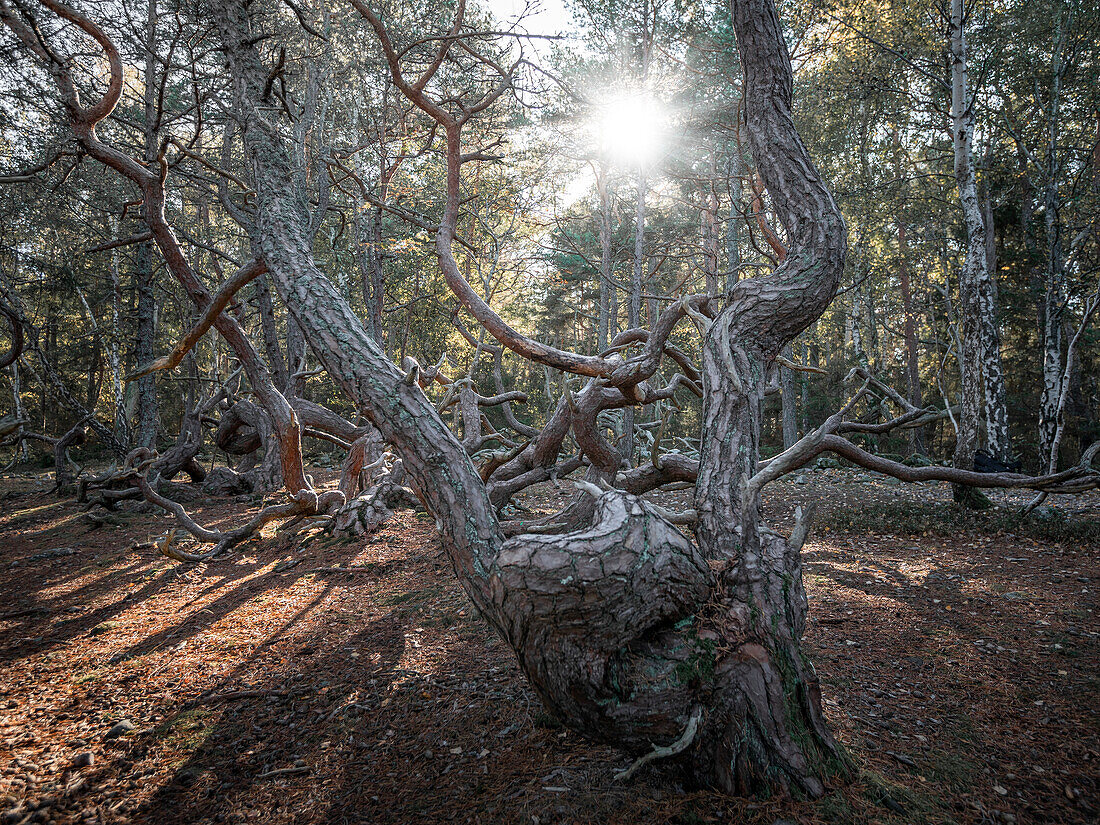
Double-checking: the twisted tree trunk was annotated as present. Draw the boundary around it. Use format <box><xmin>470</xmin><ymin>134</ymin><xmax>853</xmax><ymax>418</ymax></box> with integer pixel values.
<box><xmin>214</xmin><ymin>0</ymin><xmax>847</xmax><ymax>794</ymax></box>
<box><xmin>686</xmin><ymin>0</ymin><xmax>848</xmax><ymax>791</ymax></box>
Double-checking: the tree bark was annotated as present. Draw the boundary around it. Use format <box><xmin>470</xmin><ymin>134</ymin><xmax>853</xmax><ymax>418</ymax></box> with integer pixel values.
<box><xmin>949</xmin><ymin>0</ymin><xmax>1001</xmax><ymax>501</ymax></box>
<box><xmin>255</xmin><ymin>273</ymin><xmax>290</xmax><ymax>392</ymax></box>
<box><xmin>9</xmin><ymin>360</ymin><xmax>27</xmax><ymax>463</ymax></box>
<box><xmin>133</xmin><ymin>242</ymin><xmax>158</xmax><ymax>448</ymax></box>
<box><xmin>215</xmin><ymin>0</ymin><xmax>848</xmax><ymax>795</ymax></box>
<box><xmin>107</xmin><ymin>219</ymin><xmax>129</xmax><ymax>449</ymax></box>
<box><xmin>687</xmin><ymin>0</ymin><xmax>849</xmax><ymax>791</ymax></box>
<box><xmin>726</xmin><ymin>142</ymin><xmax>744</xmax><ymax>293</ymax></box>
<box><xmin>978</xmin><ymin>168</ymin><xmax>1008</xmax><ymax>459</ymax></box>
<box><xmin>623</xmin><ymin>169</ymin><xmax>647</xmax><ymax>466</ymax></box>
<box><xmin>1038</xmin><ymin>11</ymin><xmax>1068</xmax><ymax>469</ymax></box>
<box><xmin>780</xmin><ymin>346</ymin><xmax>798</xmax><ymax>449</ymax></box>
<box><xmin>897</xmin><ymin>218</ymin><xmax>924</xmax><ymax>455</ymax></box>
<box><xmin>595</xmin><ymin>161</ymin><xmax>613</xmax><ymax>353</ymax></box>
<box><xmin>133</xmin><ymin>0</ymin><xmax>159</xmax><ymax>449</ymax></box>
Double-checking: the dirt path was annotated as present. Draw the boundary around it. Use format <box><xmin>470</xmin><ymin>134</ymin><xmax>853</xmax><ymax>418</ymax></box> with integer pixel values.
<box><xmin>0</xmin><ymin>469</ymin><xmax>1096</xmax><ymax>824</ymax></box>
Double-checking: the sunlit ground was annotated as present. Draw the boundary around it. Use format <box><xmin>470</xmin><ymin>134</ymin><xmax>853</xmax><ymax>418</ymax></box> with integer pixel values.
<box><xmin>0</xmin><ymin>470</ymin><xmax>1096</xmax><ymax>824</ymax></box>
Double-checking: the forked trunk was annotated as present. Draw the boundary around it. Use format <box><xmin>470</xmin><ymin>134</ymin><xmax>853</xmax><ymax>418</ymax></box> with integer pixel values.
<box><xmin>214</xmin><ymin>0</ymin><xmax>847</xmax><ymax>794</ymax></box>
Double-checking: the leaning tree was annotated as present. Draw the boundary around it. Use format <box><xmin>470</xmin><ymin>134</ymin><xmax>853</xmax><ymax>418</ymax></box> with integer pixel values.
<box><xmin>3</xmin><ymin>0</ymin><xmax>1099</xmax><ymax>798</ymax></box>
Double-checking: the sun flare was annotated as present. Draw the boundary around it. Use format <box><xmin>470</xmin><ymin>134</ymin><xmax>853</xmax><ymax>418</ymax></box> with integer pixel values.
<box><xmin>597</xmin><ymin>93</ymin><xmax>664</xmax><ymax>166</ymax></box>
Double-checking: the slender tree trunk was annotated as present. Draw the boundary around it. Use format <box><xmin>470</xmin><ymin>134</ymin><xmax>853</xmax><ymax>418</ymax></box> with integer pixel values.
<box><xmin>1038</xmin><ymin>11</ymin><xmax>1067</xmax><ymax>469</ymax></box>
<box><xmin>726</xmin><ymin>143</ymin><xmax>744</xmax><ymax>294</ymax></box>
<box><xmin>800</xmin><ymin>340</ymin><xmax>813</xmax><ymax>435</ymax></box>
<box><xmin>898</xmin><ymin>220</ymin><xmax>924</xmax><ymax>455</ymax></box>
<box><xmin>780</xmin><ymin>344</ymin><xmax>797</xmax><ymax>448</ymax></box>
<box><xmin>1038</xmin><ymin>241</ymin><xmax>1064</xmax><ymax>467</ymax></box>
<box><xmin>133</xmin><ymin>0</ymin><xmax>159</xmax><ymax>449</ymax></box>
<box><xmin>368</xmin><ymin>202</ymin><xmax>385</xmax><ymax>342</ymax></box>
<box><xmin>255</xmin><ymin>273</ymin><xmax>290</xmax><ymax>392</ymax></box>
<box><xmin>356</xmin><ymin>172</ymin><xmax>386</xmax><ymax>344</ymax></box>
<box><xmin>623</xmin><ymin>168</ymin><xmax>647</xmax><ymax>466</ymax></box>
<box><xmin>287</xmin><ymin>316</ymin><xmax>307</xmax><ymax>397</ymax></box>
<box><xmin>108</xmin><ymin>221</ymin><xmax>128</xmax><ymax>448</ymax></box>
<box><xmin>948</xmin><ymin>0</ymin><xmax>993</xmax><ymax>501</ymax></box>
<box><xmin>133</xmin><ymin>245</ymin><xmax>157</xmax><ymax>447</ymax></box>
<box><xmin>595</xmin><ymin>162</ymin><xmax>612</xmax><ymax>353</ymax></box>
<box><xmin>703</xmin><ymin>176</ymin><xmax>720</xmax><ymax>294</ymax></box>
<box><xmin>978</xmin><ymin>177</ymin><xmax>1009</xmax><ymax>459</ymax></box>
<box><xmin>75</xmin><ymin>288</ymin><xmax>103</xmax><ymax>411</ymax></box>
<box><xmin>10</xmin><ymin>360</ymin><xmax>27</xmax><ymax>463</ymax></box>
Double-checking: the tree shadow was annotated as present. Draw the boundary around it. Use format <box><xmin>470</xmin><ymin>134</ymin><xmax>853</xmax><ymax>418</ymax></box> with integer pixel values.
<box><xmin>125</xmin><ymin>611</ymin><xmax>411</xmax><ymax>824</ymax></box>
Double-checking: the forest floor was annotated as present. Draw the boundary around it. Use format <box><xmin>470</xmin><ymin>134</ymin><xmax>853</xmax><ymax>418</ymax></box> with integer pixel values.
<box><xmin>0</xmin><ymin>465</ymin><xmax>1097</xmax><ymax>825</ymax></box>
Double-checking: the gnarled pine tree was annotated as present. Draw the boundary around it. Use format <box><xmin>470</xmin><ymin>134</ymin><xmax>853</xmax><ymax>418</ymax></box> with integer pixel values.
<box><xmin>211</xmin><ymin>0</ymin><xmax>848</xmax><ymax>794</ymax></box>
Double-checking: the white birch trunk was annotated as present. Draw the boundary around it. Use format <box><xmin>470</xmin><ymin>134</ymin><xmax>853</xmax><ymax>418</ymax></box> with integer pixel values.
<box><xmin>1038</xmin><ymin>11</ymin><xmax>1068</xmax><ymax>468</ymax></box>
<box><xmin>10</xmin><ymin>361</ymin><xmax>27</xmax><ymax>463</ymax></box>
<box><xmin>949</xmin><ymin>0</ymin><xmax>989</xmax><ymax>477</ymax></box>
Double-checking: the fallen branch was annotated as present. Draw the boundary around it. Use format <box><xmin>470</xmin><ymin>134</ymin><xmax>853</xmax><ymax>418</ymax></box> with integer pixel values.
<box><xmin>128</xmin><ymin>448</ymin><xmax>345</xmax><ymax>560</ymax></box>
<box><xmin>816</xmin><ymin>437</ymin><xmax>1100</xmax><ymax>494</ymax></box>
<box><xmin>257</xmin><ymin>765</ymin><xmax>311</xmax><ymax>779</ymax></box>
<box><xmin>613</xmin><ymin>706</ymin><xmax>703</xmax><ymax>781</ymax></box>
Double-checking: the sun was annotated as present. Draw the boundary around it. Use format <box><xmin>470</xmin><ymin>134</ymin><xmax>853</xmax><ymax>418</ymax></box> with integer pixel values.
<box><xmin>597</xmin><ymin>93</ymin><xmax>664</xmax><ymax>167</ymax></box>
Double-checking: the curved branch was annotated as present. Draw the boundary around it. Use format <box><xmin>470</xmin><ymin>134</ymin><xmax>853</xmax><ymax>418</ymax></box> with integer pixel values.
<box><xmin>0</xmin><ymin>299</ymin><xmax>24</xmax><ymax>369</ymax></box>
<box><xmin>128</xmin><ymin>257</ymin><xmax>266</xmax><ymax>380</ymax></box>
<box><xmin>818</xmin><ymin>436</ymin><xmax>1099</xmax><ymax>494</ymax></box>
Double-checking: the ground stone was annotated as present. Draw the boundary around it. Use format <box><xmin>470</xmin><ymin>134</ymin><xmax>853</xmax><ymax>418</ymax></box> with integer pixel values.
<box><xmin>104</xmin><ymin>720</ymin><xmax>134</xmax><ymax>740</ymax></box>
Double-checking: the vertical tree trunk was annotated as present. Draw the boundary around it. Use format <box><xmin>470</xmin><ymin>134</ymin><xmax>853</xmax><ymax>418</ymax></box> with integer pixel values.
<box><xmin>255</xmin><ymin>273</ymin><xmax>290</xmax><ymax>392</ymax></box>
<box><xmin>726</xmin><ymin>143</ymin><xmax>744</xmax><ymax>294</ymax></box>
<box><xmin>75</xmin><ymin>288</ymin><xmax>103</xmax><ymax>411</ymax></box>
<box><xmin>702</xmin><ymin>175</ymin><xmax>720</xmax><ymax>294</ymax></box>
<box><xmin>595</xmin><ymin>161</ymin><xmax>612</xmax><ymax>353</ymax></box>
<box><xmin>978</xmin><ymin>171</ymin><xmax>1009</xmax><ymax>459</ymax></box>
<box><xmin>356</xmin><ymin>162</ymin><xmax>387</xmax><ymax>344</ymax></box>
<box><xmin>780</xmin><ymin>344</ymin><xmax>797</xmax><ymax>449</ymax></box>
<box><xmin>623</xmin><ymin>168</ymin><xmax>647</xmax><ymax>466</ymax></box>
<box><xmin>948</xmin><ymin>0</ymin><xmax>993</xmax><ymax>500</ymax></box>
<box><xmin>10</xmin><ymin>361</ymin><xmax>27</xmax><ymax>463</ymax></box>
<box><xmin>1038</xmin><ymin>11</ymin><xmax>1067</xmax><ymax>469</ymax></box>
<box><xmin>108</xmin><ymin>220</ymin><xmax>128</xmax><ymax>449</ymax></box>
<box><xmin>133</xmin><ymin>0</ymin><xmax>159</xmax><ymax>449</ymax></box>
<box><xmin>897</xmin><ymin>219</ymin><xmax>924</xmax><ymax>455</ymax></box>
<box><xmin>368</xmin><ymin>202</ymin><xmax>386</xmax><ymax>343</ymax></box>
<box><xmin>800</xmin><ymin>340</ymin><xmax>812</xmax><ymax>435</ymax></box>
<box><xmin>133</xmin><ymin>244</ymin><xmax>157</xmax><ymax>447</ymax></box>
<box><xmin>287</xmin><ymin>315</ymin><xmax>307</xmax><ymax>397</ymax></box>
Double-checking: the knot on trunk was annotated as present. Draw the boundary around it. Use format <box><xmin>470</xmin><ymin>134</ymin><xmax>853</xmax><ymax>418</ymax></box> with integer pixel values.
<box><xmin>493</xmin><ymin>490</ymin><xmax>712</xmax><ymax>648</ymax></box>
<box><xmin>487</xmin><ymin>490</ymin><xmax>715</xmax><ymax>751</ymax></box>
